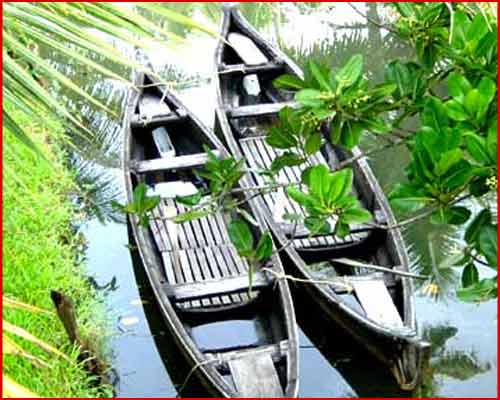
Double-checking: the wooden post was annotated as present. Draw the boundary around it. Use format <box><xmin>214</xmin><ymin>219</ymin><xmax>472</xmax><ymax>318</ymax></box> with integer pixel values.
<box><xmin>50</xmin><ymin>290</ymin><xmax>110</xmax><ymax>387</ymax></box>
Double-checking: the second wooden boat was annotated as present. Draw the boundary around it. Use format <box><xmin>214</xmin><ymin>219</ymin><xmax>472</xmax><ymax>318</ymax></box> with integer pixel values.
<box><xmin>213</xmin><ymin>4</ymin><xmax>431</xmax><ymax>390</ymax></box>
<box><xmin>124</xmin><ymin>68</ymin><xmax>299</xmax><ymax>397</ymax></box>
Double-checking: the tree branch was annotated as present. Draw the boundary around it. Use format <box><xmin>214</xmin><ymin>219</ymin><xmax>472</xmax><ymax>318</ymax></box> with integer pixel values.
<box><xmin>354</xmin><ymin>194</ymin><xmax>473</xmax><ymax>232</ymax></box>
<box><xmin>348</xmin><ymin>2</ymin><xmax>399</xmax><ymax>34</ymax></box>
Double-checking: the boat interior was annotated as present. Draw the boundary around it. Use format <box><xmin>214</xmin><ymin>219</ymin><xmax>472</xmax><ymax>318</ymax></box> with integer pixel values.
<box><xmin>216</xmin><ymin>14</ymin><xmax>409</xmax><ymax>332</ymax></box>
<box><xmin>217</xmin><ymin>21</ymin><xmax>390</xmax><ymax>251</ymax></box>
<box><xmin>128</xmin><ymin>78</ymin><xmax>293</xmax><ymax>396</ymax></box>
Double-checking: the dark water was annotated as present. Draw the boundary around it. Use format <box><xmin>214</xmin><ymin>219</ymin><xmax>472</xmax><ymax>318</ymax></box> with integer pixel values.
<box><xmin>59</xmin><ymin>3</ymin><xmax>496</xmax><ymax>397</ymax></box>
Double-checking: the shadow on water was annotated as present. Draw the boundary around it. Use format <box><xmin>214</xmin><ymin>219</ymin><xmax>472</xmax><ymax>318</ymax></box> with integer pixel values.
<box><xmin>290</xmin><ymin>285</ymin><xmax>407</xmax><ymax>398</ymax></box>
<box><xmin>44</xmin><ymin>2</ymin><xmax>497</xmax><ymax>397</ymax></box>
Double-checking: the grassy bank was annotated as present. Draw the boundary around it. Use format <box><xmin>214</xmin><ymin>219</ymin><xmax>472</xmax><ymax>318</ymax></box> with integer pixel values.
<box><xmin>3</xmin><ymin>112</ymin><xmax>112</xmax><ymax>397</ymax></box>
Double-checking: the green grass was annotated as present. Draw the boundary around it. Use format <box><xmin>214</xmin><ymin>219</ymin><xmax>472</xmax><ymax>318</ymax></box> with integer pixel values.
<box><xmin>3</xmin><ymin>111</ymin><xmax>113</xmax><ymax>397</ymax></box>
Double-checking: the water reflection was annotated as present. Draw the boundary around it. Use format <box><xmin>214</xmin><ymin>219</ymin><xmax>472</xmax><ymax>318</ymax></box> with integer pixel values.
<box><xmin>416</xmin><ymin>324</ymin><xmax>491</xmax><ymax>397</ymax></box>
<box><xmin>43</xmin><ymin>2</ymin><xmax>497</xmax><ymax>397</ymax></box>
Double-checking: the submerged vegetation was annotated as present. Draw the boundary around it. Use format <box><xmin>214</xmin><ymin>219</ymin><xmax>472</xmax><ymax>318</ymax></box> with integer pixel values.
<box><xmin>3</xmin><ymin>110</ymin><xmax>112</xmax><ymax>397</ymax></box>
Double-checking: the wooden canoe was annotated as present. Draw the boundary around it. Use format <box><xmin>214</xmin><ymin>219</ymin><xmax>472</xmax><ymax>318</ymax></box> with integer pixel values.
<box><xmin>213</xmin><ymin>4</ymin><xmax>431</xmax><ymax>391</ymax></box>
<box><xmin>123</xmin><ymin>68</ymin><xmax>299</xmax><ymax>397</ymax></box>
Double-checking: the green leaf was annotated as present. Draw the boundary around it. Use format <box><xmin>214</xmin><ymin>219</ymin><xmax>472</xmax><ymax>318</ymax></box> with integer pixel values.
<box><xmin>266</xmin><ymin>126</ymin><xmax>298</xmax><ymax>149</ymax></box>
<box><xmin>110</xmin><ymin>200</ymin><xmax>126</xmax><ymax>213</ymax></box>
<box><xmin>451</xmin><ymin>10</ymin><xmax>468</xmax><ymax>48</ymax></box>
<box><xmin>475</xmin><ymin>31</ymin><xmax>496</xmax><ymax>58</ymax></box>
<box><xmin>174</xmin><ymin>209</ymin><xmax>210</xmax><ymax>223</ymax></box>
<box><xmin>295</xmin><ymin>89</ymin><xmax>324</xmax><ymax>107</ymax></box>
<box><xmin>385</xmin><ymin>60</ymin><xmax>415</xmax><ymax>100</ymax></box>
<box><xmin>341</xmin><ymin>207</ymin><xmax>372</xmax><ymax>224</ymax></box>
<box><xmin>270</xmin><ymin>152</ymin><xmax>305</xmax><ymax>173</ymax></box>
<box><xmin>273</xmin><ymin>74</ymin><xmax>306</xmax><ymax>90</ymax></box>
<box><xmin>394</xmin><ymin>2</ymin><xmax>415</xmax><ymax>17</ymax></box>
<box><xmin>422</xmin><ymin>97</ymin><xmax>449</xmax><ymax>133</ymax></box>
<box><xmin>304</xmin><ymin>132</ymin><xmax>322</xmax><ymax>155</ymax></box>
<box><xmin>228</xmin><ymin>219</ymin><xmax>254</xmax><ymax>257</ymax></box>
<box><xmin>4</xmin><ymin>32</ymin><xmax>115</xmax><ymax>117</ymax></box>
<box><xmin>430</xmin><ymin>206</ymin><xmax>471</xmax><ymax>225</ymax></box>
<box><xmin>442</xmin><ymin>160</ymin><xmax>473</xmax><ymax>190</ymax></box>
<box><xmin>479</xmin><ymin>225</ymin><xmax>497</xmax><ymax>269</ymax></box>
<box><xmin>134</xmin><ymin>2</ymin><xmax>219</xmax><ymax>37</ymax></box>
<box><xmin>466</xmin><ymin>13</ymin><xmax>489</xmax><ymax>43</ymax></box>
<box><xmin>435</xmin><ymin>149</ymin><xmax>464</xmax><ymax>176</ymax></box>
<box><xmin>340</xmin><ymin>120</ymin><xmax>363</xmax><ymax>149</ymax></box>
<box><xmin>464</xmin><ymin>89</ymin><xmax>481</xmax><ymax>116</ymax></box>
<box><xmin>447</xmin><ymin>72</ymin><xmax>472</xmax><ymax>100</ymax></box>
<box><xmin>445</xmin><ymin>99</ymin><xmax>468</xmax><ymax>121</ymax></box>
<box><xmin>461</xmin><ymin>263</ymin><xmax>479</xmax><ymax>288</ymax></box>
<box><xmin>139</xmin><ymin>214</ymin><xmax>151</xmax><ymax>228</ymax></box>
<box><xmin>309</xmin><ymin>61</ymin><xmax>332</xmax><ymax>91</ymax></box>
<box><xmin>334</xmin><ymin>220</ymin><xmax>350</xmax><ymax>238</ymax></box>
<box><xmin>335</xmin><ymin>54</ymin><xmax>363</xmax><ymax>88</ymax></box>
<box><xmin>175</xmin><ymin>191</ymin><xmax>202</xmax><ymax>206</ymax></box>
<box><xmin>308</xmin><ymin>164</ymin><xmax>330</xmax><ymax>206</ymax></box>
<box><xmin>464</xmin><ymin>133</ymin><xmax>489</xmax><ymax>164</ymax></box>
<box><xmin>133</xmin><ymin>183</ymin><xmax>147</xmax><ymax>205</ymax></box>
<box><xmin>330</xmin><ymin>115</ymin><xmax>343</xmax><ymax>144</ymax></box>
<box><xmin>255</xmin><ymin>232</ymin><xmax>273</xmax><ymax>261</ymax></box>
<box><xmin>388</xmin><ymin>184</ymin><xmax>428</xmax><ymax>214</ymax></box>
<box><xmin>362</xmin><ymin>116</ymin><xmax>390</xmax><ymax>134</ymax></box>
<box><xmin>287</xmin><ymin>186</ymin><xmax>313</xmax><ymax>209</ymax></box>
<box><xmin>476</xmin><ymin>77</ymin><xmax>496</xmax><ymax>118</ymax></box>
<box><xmin>457</xmin><ymin>277</ymin><xmax>497</xmax><ymax>303</ymax></box>
<box><xmin>144</xmin><ymin>196</ymin><xmax>161</xmax><ymax>211</ymax></box>
<box><xmin>301</xmin><ymin>166</ymin><xmax>314</xmax><ymax>186</ymax></box>
<box><xmin>304</xmin><ymin>216</ymin><xmax>331</xmax><ymax>235</ymax></box>
<box><xmin>465</xmin><ymin>209</ymin><xmax>492</xmax><ymax>245</ymax></box>
<box><xmin>486</xmin><ymin>120</ymin><xmax>497</xmax><ymax>161</ymax></box>
<box><xmin>327</xmin><ymin>168</ymin><xmax>353</xmax><ymax>205</ymax></box>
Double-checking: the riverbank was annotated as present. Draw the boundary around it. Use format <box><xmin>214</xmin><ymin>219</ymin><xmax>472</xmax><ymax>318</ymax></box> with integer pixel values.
<box><xmin>3</xmin><ymin>111</ymin><xmax>112</xmax><ymax>397</ymax></box>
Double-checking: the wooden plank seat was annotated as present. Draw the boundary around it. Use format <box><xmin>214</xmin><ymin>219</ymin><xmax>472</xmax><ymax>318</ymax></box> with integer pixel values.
<box><xmin>351</xmin><ymin>277</ymin><xmax>404</xmax><ymax>329</ymax></box>
<box><xmin>153</xmin><ymin>243</ymin><xmax>256</xmax><ymax>309</ymax></box>
<box><xmin>132</xmin><ymin>150</ymin><xmax>221</xmax><ymax>173</ymax></box>
<box><xmin>229</xmin><ymin>353</ymin><xmax>284</xmax><ymax>397</ymax></box>
<box><xmin>206</xmin><ymin>340</ymin><xmax>288</xmax><ymax>364</ymax></box>
<box><xmin>228</xmin><ymin>32</ymin><xmax>268</xmax><ymax>65</ymax></box>
<box><xmin>168</xmin><ymin>271</ymin><xmax>271</xmax><ymax>302</ymax></box>
<box><xmin>239</xmin><ymin>135</ymin><xmax>370</xmax><ymax>250</ymax></box>
<box><xmin>130</xmin><ymin>112</ymin><xmax>188</xmax><ymax>129</ymax></box>
<box><xmin>228</xmin><ymin>101</ymin><xmax>299</xmax><ymax>119</ymax></box>
<box><xmin>131</xmin><ymin>93</ymin><xmax>188</xmax><ymax>128</ymax></box>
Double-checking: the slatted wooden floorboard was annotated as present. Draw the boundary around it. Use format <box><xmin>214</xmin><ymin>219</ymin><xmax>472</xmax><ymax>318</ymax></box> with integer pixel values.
<box><xmin>149</xmin><ymin>199</ymin><xmax>252</xmax><ymax>309</ymax></box>
<box><xmin>240</xmin><ymin>135</ymin><xmax>369</xmax><ymax>249</ymax></box>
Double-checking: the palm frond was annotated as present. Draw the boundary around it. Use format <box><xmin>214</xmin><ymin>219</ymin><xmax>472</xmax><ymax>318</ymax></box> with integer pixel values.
<box><xmin>2</xmin><ymin>2</ymin><xmax>216</xmax><ymax>156</ymax></box>
<box><xmin>3</xmin><ymin>375</ymin><xmax>40</xmax><ymax>398</ymax></box>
